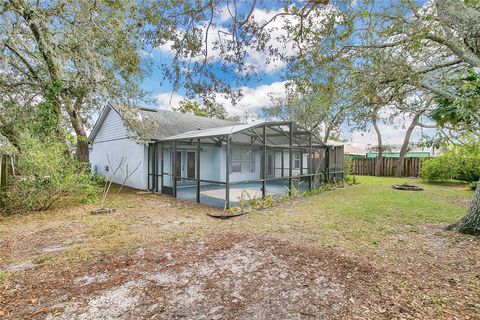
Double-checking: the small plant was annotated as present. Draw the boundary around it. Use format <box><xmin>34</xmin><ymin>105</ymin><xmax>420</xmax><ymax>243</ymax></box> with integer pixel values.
<box><xmin>93</xmin><ymin>155</ymin><xmax>141</xmax><ymax>214</ymax></box>
<box><xmin>231</xmin><ymin>189</ymin><xmax>254</xmax><ymax>214</ymax></box>
<box><xmin>226</xmin><ymin>206</ymin><xmax>240</xmax><ymax>215</ymax></box>
<box><xmin>248</xmin><ymin>195</ymin><xmax>259</xmax><ymax>208</ymax></box>
<box><xmin>237</xmin><ymin>189</ymin><xmax>251</xmax><ymax>212</ymax></box>
<box><xmin>259</xmin><ymin>194</ymin><xmax>274</xmax><ymax>208</ymax></box>
<box><xmin>0</xmin><ymin>271</ymin><xmax>6</xmax><ymax>283</ymax></box>
<box><xmin>427</xmin><ymin>295</ymin><xmax>443</xmax><ymax>304</ymax></box>
<box><xmin>225</xmin><ymin>179</ymin><xmax>351</xmax><ymax>214</ymax></box>
<box><xmin>322</xmin><ymin>183</ymin><xmax>334</xmax><ymax>191</ymax></box>
<box><xmin>289</xmin><ymin>184</ymin><xmax>299</xmax><ymax>198</ymax></box>
<box><xmin>468</xmin><ymin>181</ymin><xmax>478</xmax><ymax>191</ymax></box>
<box><xmin>345</xmin><ymin>174</ymin><xmax>360</xmax><ymax>186</ymax></box>
<box><xmin>352</xmin><ymin>175</ymin><xmax>358</xmax><ymax>185</ymax></box>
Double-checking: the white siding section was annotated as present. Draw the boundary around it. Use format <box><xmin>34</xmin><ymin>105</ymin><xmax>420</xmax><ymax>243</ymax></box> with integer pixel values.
<box><xmin>200</xmin><ymin>146</ymin><xmax>222</xmax><ymax>181</ymax></box>
<box><xmin>90</xmin><ymin>107</ymin><xmax>147</xmax><ymax>190</ymax></box>
<box><xmin>94</xmin><ymin>108</ymin><xmax>129</xmax><ymax>143</ymax></box>
<box><xmin>90</xmin><ymin>139</ymin><xmax>147</xmax><ymax>190</ymax></box>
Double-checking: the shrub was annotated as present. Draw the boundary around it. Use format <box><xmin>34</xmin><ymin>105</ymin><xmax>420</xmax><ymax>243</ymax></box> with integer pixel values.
<box><xmin>343</xmin><ymin>156</ymin><xmax>360</xmax><ymax>185</ymax></box>
<box><xmin>421</xmin><ymin>141</ymin><xmax>480</xmax><ymax>183</ymax></box>
<box><xmin>344</xmin><ymin>155</ymin><xmax>353</xmax><ymax>177</ymax></box>
<box><xmin>3</xmin><ymin>135</ymin><xmax>101</xmax><ymax>214</ymax></box>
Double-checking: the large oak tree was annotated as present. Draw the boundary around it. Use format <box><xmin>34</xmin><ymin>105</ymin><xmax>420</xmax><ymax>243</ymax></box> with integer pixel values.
<box><xmin>1</xmin><ymin>0</ymin><xmax>147</xmax><ymax>161</ymax></box>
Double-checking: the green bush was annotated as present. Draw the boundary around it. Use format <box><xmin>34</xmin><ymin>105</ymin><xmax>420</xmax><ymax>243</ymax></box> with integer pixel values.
<box><xmin>3</xmin><ymin>135</ymin><xmax>101</xmax><ymax>214</ymax></box>
<box><xmin>344</xmin><ymin>155</ymin><xmax>353</xmax><ymax>177</ymax></box>
<box><xmin>421</xmin><ymin>141</ymin><xmax>480</xmax><ymax>183</ymax></box>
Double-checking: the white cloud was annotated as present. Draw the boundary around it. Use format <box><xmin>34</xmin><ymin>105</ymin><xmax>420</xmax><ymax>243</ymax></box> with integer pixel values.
<box><xmin>216</xmin><ymin>81</ymin><xmax>289</xmax><ymax>119</ymax></box>
<box><xmin>154</xmin><ymin>82</ymin><xmax>436</xmax><ymax>149</ymax></box>
<box><xmin>156</xmin><ymin>5</ymin><xmax>337</xmax><ymax>75</ymax></box>
<box><xmin>154</xmin><ymin>92</ymin><xmax>185</xmax><ymax>110</ymax></box>
<box><xmin>345</xmin><ymin>116</ymin><xmax>428</xmax><ymax>149</ymax></box>
<box><xmin>154</xmin><ymin>81</ymin><xmax>289</xmax><ymax>121</ymax></box>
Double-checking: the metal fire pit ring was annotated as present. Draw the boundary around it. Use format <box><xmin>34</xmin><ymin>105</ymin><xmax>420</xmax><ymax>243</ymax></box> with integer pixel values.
<box><xmin>392</xmin><ymin>184</ymin><xmax>424</xmax><ymax>191</ymax></box>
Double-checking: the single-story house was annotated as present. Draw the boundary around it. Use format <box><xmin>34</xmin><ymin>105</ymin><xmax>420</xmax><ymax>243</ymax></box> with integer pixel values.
<box><xmin>344</xmin><ymin>145</ymin><xmax>367</xmax><ymax>158</ymax></box>
<box><xmin>328</xmin><ymin>141</ymin><xmax>367</xmax><ymax>158</ymax></box>
<box><xmin>89</xmin><ymin>105</ymin><xmax>344</xmax><ymax>208</ymax></box>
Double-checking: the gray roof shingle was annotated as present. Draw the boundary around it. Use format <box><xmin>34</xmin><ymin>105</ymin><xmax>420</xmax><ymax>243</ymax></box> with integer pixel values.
<box><xmin>136</xmin><ymin>107</ymin><xmax>237</xmax><ymax>140</ymax></box>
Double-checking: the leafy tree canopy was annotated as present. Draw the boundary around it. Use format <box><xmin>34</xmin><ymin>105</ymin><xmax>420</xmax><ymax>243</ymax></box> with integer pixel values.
<box><xmin>174</xmin><ymin>100</ymin><xmax>228</xmax><ymax>120</ymax></box>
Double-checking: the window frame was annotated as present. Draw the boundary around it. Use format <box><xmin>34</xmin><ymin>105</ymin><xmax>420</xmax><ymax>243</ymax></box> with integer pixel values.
<box><xmin>293</xmin><ymin>152</ymin><xmax>301</xmax><ymax>169</ymax></box>
<box><xmin>230</xmin><ymin>147</ymin><xmax>256</xmax><ymax>174</ymax></box>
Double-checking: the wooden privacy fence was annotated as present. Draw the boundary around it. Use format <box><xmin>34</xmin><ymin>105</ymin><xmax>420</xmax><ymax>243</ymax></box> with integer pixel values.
<box><xmin>351</xmin><ymin>157</ymin><xmax>430</xmax><ymax>177</ymax></box>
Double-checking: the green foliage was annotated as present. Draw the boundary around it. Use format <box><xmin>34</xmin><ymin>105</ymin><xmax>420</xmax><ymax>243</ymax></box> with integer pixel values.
<box><xmin>32</xmin><ymin>82</ymin><xmax>63</xmax><ymax>137</ymax></box>
<box><xmin>421</xmin><ymin>140</ymin><xmax>480</xmax><ymax>183</ymax></box>
<box><xmin>344</xmin><ymin>174</ymin><xmax>359</xmax><ymax>186</ymax></box>
<box><xmin>174</xmin><ymin>100</ymin><xmax>227</xmax><ymax>120</ymax></box>
<box><xmin>0</xmin><ymin>271</ymin><xmax>6</xmax><ymax>284</ymax></box>
<box><xmin>468</xmin><ymin>181</ymin><xmax>478</xmax><ymax>191</ymax></box>
<box><xmin>432</xmin><ymin>70</ymin><xmax>480</xmax><ymax>129</ymax></box>
<box><xmin>228</xmin><ymin>179</ymin><xmax>350</xmax><ymax>214</ymax></box>
<box><xmin>342</xmin><ymin>157</ymin><xmax>360</xmax><ymax>186</ymax></box>
<box><xmin>289</xmin><ymin>184</ymin><xmax>299</xmax><ymax>198</ymax></box>
<box><xmin>2</xmin><ymin>135</ymin><xmax>101</xmax><ymax>214</ymax></box>
<box><xmin>344</xmin><ymin>155</ymin><xmax>353</xmax><ymax>177</ymax></box>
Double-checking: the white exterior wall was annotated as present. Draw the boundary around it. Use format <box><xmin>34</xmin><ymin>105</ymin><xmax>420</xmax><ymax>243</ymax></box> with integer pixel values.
<box><xmin>164</xmin><ymin>145</ymin><xmax>262</xmax><ymax>184</ymax></box>
<box><xmin>223</xmin><ymin>148</ymin><xmax>262</xmax><ymax>182</ymax></box>
<box><xmin>90</xmin><ymin>108</ymin><xmax>148</xmax><ymax>190</ymax></box>
<box><xmin>272</xmin><ymin>150</ymin><xmax>310</xmax><ymax>177</ymax></box>
<box><xmin>199</xmin><ymin>146</ymin><xmax>222</xmax><ymax>181</ymax></box>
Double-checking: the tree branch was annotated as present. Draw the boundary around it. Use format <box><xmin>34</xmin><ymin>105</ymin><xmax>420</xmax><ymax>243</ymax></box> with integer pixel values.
<box><xmin>425</xmin><ymin>33</ymin><xmax>480</xmax><ymax>68</ymax></box>
<box><xmin>421</xmin><ymin>82</ymin><xmax>457</xmax><ymax>100</ymax></box>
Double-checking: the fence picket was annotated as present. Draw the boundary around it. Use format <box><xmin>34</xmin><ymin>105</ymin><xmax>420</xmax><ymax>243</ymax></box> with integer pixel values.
<box><xmin>351</xmin><ymin>157</ymin><xmax>429</xmax><ymax>177</ymax></box>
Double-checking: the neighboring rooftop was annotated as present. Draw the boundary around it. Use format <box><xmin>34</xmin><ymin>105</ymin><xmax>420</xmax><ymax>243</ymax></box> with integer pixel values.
<box><xmin>344</xmin><ymin>144</ymin><xmax>367</xmax><ymax>155</ymax></box>
<box><xmin>327</xmin><ymin>141</ymin><xmax>365</xmax><ymax>155</ymax></box>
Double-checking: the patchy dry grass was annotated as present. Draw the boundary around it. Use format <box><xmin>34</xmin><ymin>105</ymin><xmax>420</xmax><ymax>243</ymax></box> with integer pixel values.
<box><xmin>0</xmin><ymin>176</ymin><xmax>479</xmax><ymax>319</ymax></box>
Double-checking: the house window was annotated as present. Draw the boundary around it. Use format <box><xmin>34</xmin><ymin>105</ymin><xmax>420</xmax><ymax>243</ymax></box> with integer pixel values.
<box><xmin>293</xmin><ymin>152</ymin><xmax>301</xmax><ymax>169</ymax></box>
<box><xmin>231</xmin><ymin>147</ymin><xmax>255</xmax><ymax>173</ymax></box>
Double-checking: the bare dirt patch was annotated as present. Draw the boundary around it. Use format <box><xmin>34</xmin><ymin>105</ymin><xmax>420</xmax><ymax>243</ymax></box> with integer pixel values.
<box><xmin>1</xmin><ymin>180</ymin><xmax>479</xmax><ymax>319</ymax></box>
<box><xmin>1</xmin><ymin>233</ymin><xmax>378</xmax><ymax>320</ymax></box>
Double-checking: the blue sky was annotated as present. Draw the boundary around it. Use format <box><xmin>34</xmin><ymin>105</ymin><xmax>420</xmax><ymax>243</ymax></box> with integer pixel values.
<box><xmin>138</xmin><ymin>1</ymin><xmax>430</xmax><ymax>150</ymax></box>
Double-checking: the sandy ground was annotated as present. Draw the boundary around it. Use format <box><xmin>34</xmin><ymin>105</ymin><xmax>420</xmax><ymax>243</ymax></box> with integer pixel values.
<box><xmin>0</xmin><ymin>184</ymin><xmax>479</xmax><ymax>319</ymax></box>
<box><xmin>2</xmin><ymin>233</ymin><xmax>379</xmax><ymax>319</ymax></box>
<box><xmin>2</xmin><ymin>229</ymin><xmax>479</xmax><ymax>320</ymax></box>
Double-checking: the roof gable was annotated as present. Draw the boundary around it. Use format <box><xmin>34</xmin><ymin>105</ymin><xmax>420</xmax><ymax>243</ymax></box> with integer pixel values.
<box><xmin>89</xmin><ymin>104</ymin><xmax>237</xmax><ymax>142</ymax></box>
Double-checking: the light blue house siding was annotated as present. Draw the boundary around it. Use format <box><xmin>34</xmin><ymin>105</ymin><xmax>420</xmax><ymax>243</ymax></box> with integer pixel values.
<box><xmin>156</xmin><ymin>145</ymin><xmax>310</xmax><ymax>190</ymax></box>
<box><xmin>159</xmin><ymin>145</ymin><xmax>262</xmax><ymax>187</ymax></box>
<box><xmin>90</xmin><ymin>107</ymin><xmax>148</xmax><ymax>190</ymax></box>
<box><xmin>89</xmin><ymin>105</ymin><xmax>343</xmax><ymax>209</ymax></box>
<box><xmin>89</xmin><ymin>105</ymin><xmax>235</xmax><ymax>191</ymax></box>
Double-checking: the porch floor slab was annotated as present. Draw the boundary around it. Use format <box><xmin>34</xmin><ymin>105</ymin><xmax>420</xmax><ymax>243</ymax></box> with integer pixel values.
<box><xmin>176</xmin><ymin>180</ymin><xmax>310</xmax><ymax>208</ymax></box>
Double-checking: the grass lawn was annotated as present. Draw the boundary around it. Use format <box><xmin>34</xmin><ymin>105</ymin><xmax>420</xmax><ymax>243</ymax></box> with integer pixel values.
<box><xmin>0</xmin><ymin>176</ymin><xmax>479</xmax><ymax>319</ymax></box>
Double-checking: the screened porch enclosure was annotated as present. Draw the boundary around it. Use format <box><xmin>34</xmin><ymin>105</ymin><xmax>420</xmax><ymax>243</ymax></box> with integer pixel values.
<box><xmin>147</xmin><ymin>122</ymin><xmax>344</xmax><ymax>209</ymax></box>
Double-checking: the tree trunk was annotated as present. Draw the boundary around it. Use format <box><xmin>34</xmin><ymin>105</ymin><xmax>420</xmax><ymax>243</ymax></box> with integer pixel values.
<box><xmin>0</xmin><ymin>120</ymin><xmax>21</xmax><ymax>152</ymax></box>
<box><xmin>448</xmin><ymin>181</ymin><xmax>480</xmax><ymax>235</ymax></box>
<box><xmin>69</xmin><ymin>111</ymin><xmax>89</xmax><ymax>163</ymax></box>
<box><xmin>372</xmin><ymin>112</ymin><xmax>383</xmax><ymax>176</ymax></box>
<box><xmin>396</xmin><ymin>114</ymin><xmax>420</xmax><ymax>177</ymax></box>
<box><xmin>66</xmin><ymin>96</ymin><xmax>89</xmax><ymax>163</ymax></box>
<box><xmin>435</xmin><ymin>0</ymin><xmax>480</xmax><ymax>51</ymax></box>
<box><xmin>75</xmin><ymin>136</ymin><xmax>89</xmax><ymax>163</ymax></box>
<box><xmin>323</xmin><ymin>125</ymin><xmax>331</xmax><ymax>144</ymax></box>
